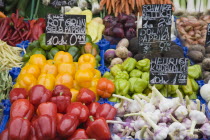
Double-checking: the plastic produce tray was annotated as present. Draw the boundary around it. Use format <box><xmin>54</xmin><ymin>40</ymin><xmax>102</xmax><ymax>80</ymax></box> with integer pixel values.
<box><xmin>0</xmin><ymin>99</ymin><xmax>11</xmax><ymax>133</ymax></box>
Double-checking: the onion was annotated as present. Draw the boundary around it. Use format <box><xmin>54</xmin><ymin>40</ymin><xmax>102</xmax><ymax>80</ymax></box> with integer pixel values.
<box><xmin>113</xmin><ymin>27</ymin><xmax>125</xmax><ymax>38</ymax></box>
<box><xmin>103</xmin><ymin>27</ymin><xmax>114</xmax><ymax>36</ymax></box>
<box><xmin>128</xmin><ymin>51</ymin><xmax>133</xmax><ymax>57</ymax></box>
<box><xmin>104</xmin><ymin>49</ymin><xmax>116</xmax><ymax>62</ymax></box>
<box><xmin>124</xmin><ymin>19</ymin><xmax>136</xmax><ymax>29</ymax></box>
<box><xmin>117</xmin><ymin>13</ymin><xmax>129</xmax><ymax>23</ymax></box>
<box><xmin>125</xmin><ymin>28</ymin><xmax>136</xmax><ymax>39</ymax></box>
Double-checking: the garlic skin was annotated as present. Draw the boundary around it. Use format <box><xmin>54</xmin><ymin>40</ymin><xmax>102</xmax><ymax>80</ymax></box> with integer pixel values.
<box><xmin>200</xmin><ymin>123</ymin><xmax>210</xmax><ymax>136</ymax></box>
<box><xmin>182</xmin><ymin>118</ymin><xmax>192</xmax><ymax>129</ymax></box>
<box><xmin>169</xmin><ymin>122</ymin><xmax>187</xmax><ymax>140</ymax></box>
<box><xmin>175</xmin><ymin>106</ymin><xmax>188</xmax><ymax>121</ymax></box>
<box><xmin>77</xmin><ymin>0</ymin><xmax>88</xmax><ymax>10</ymax></box>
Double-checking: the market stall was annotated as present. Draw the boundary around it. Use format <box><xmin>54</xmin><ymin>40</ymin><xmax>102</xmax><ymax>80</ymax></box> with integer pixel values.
<box><xmin>0</xmin><ymin>0</ymin><xmax>210</xmax><ymax>139</ymax></box>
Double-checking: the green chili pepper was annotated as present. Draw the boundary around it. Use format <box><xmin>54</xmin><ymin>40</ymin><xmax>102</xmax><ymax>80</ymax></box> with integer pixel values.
<box><xmin>115</xmin><ymin>79</ymin><xmax>130</xmax><ymax>96</ymax></box>
<box><xmin>31</xmin><ymin>48</ymin><xmax>46</xmax><ymax>57</ymax></box>
<box><xmin>115</xmin><ymin>71</ymin><xmax>129</xmax><ymax>80</ymax></box>
<box><xmin>122</xmin><ymin>58</ymin><xmax>137</xmax><ymax>72</ymax></box>
<box><xmin>136</xmin><ymin>59</ymin><xmax>150</xmax><ymax>72</ymax></box>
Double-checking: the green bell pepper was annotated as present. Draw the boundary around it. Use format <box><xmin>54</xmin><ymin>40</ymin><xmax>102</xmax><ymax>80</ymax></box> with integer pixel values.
<box><xmin>115</xmin><ymin>79</ymin><xmax>130</xmax><ymax>96</ymax></box>
<box><xmin>68</xmin><ymin>46</ymin><xmax>81</xmax><ymax>62</ymax></box>
<box><xmin>154</xmin><ymin>84</ymin><xmax>164</xmax><ymax>90</ymax></box>
<box><xmin>122</xmin><ymin>58</ymin><xmax>137</xmax><ymax>72</ymax></box>
<box><xmin>103</xmin><ymin>72</ymin><xmax>114</xmax><ymax>82</ymax></box>
<box><xmin>160</xmin><ymin>87</ymin><xmax>168</xmax><ymax>97</ymax></box>
<box><xmin>130</xmin><ymin>69</ymin><xmax>142</xmax><ymax>78</ymax></box>
<box><xmin>110</xmin><ymin>64</ymin><xmax>122</xmax><ymax>76</ymax></box>
<box><xmin>26</xmin><ymin>40</ymin><xmax>40</xmax><ymax>52</ymax></box>
<box><xmin>115</xmin><ymin>71</ymin><xmax>129</xmax><ymax>80</ymax></box>
<box><xmin>129</xmin><ymin>78</ymin><xmax>148</xmax><ymax>93</ymax></box>
<box><xmin>188</xmin><ymin>65</ymin><xmax>201</xmax><ymax>79</ymax></box>
<box><xmin>56</xmin><ymin>45</ymin><xmax>71</xmax><ymax>51</ymax></box>
<box><xmin>108</xmin><ymin>96</ymin><xmax>119</xmax><ymax>102</ymax></box>
<box><xmin>31</xmin><ymin>48</ymin><xmax>46</xmax><ymax>57</ymax></box>
<box><xmin>167</xmin><ymin>85</ymin><xmax>179</xmax><ymax>94</ymax></box>
<box><xmin>22</xmin><ymin>52</ymin><xmax>32</xmax><ymax>62</ymax></box>
<box><xmin>141</xmin><ymin>72</ymin><xmax>149</xmax><ymax>81</ymax></box>
<box><xmin>189</xmin><ymin>92</ymin><xmax>197</xmax><ymax>99</ymax></box>
<box><xmin>47</xmin><ymin>47</ymin><xmax>60</xmax><ymax>60</ymax></box>
<box><xmin>39</xmin><ymin>33</ymin><xmax>53</xmax><ymax>51</ymax></box>
<box><xmin>181</xmin><ymin>77</ymin><xmax>193</xmax><ymax>95</ymax></box>
<box><xmin>136</xmin><ymin>59</ymin><xmax>150</xmax><ymax>72</ymax></box>
<box><xmin>190</xmin><ymin>78</ymin><xmax>199</xmax><ymax>92</ymax></box>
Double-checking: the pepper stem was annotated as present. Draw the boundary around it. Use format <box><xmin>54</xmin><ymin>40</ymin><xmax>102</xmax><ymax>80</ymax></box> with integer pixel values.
<box><xmin>89</xmin><ymin>116</ymin><xmax>94</xmax><ymax>122</ymax></box>
<box><xmin>112</xmin><ymin>94</ymin><xmax>133</xmax><ymax>102</ymax></box>
<box><xmin>140</xmin><ymin>126</ymin><xmax>147</xmax><ymax>139</ymax></box>
<box><xmin>176</xmin><ymin>89</ymin><xmax>184</xmax><ymax>104</ymax></box>
<box><xmin>137</xmin><ymin>94</ymin><xmax>150</xmax><ymax>102</ymax></box>
<box><xmin>60</xmin><ymin>92</ymin><xmax>63</xmax><ymax>96</ymax></box>
<box><xmin>201</xmin><ymin>104</ymin><xmax>205</xmax><ymax>113</ymax></box>
<box><xmin>190</xmin><ymin>120</ymin><xmax>196</xmax><ymax>136</ymax></box>
<box><xmin>196</xmin><ymin>99</ymin><xmax>200</xmax><ymax>111</ymax></box>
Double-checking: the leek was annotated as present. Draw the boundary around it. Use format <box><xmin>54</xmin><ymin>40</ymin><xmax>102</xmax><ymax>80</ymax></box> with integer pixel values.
<box><xmin>173</xmin><ymin>0</ymin><xmax>184</xmax><ymax>15</ymax></box>
<box><xmin>195</xmin><ymin>0</ymin><xmax>201</xmax><ymax>13</ymax></box>
<box><xmin>199</xmin><ymin>0</ymin><xmax>207</xmax><ymax>13</ymax></box>
<box><xmin>187</xmin><ymin>0</ymin><xmax>196</xmax><ymax>14</ymax></box>
<box><xmin>206</xmin><ymin>0</ymin><xmax>210</xmax><ymax>13</ymax></box>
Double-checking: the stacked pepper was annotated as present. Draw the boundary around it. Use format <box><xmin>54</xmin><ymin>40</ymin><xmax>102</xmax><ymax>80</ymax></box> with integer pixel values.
<box><xmin>14</xmin><ymin>52</ymin><xmax>104</xmax><ymax>100</ymax></box>
<box><xmin>22</xmin><ymin>33</ymin><xmax>101</xmax><ymax>65</ymax></box>
<box><xmin>0</xmin><ymin>84</ymin><xmax>116</xmax><ymax>140</ymax></box>
<box><xmin>103</xmin><ymin>58</ymin><xmax>201</xmax><ymax>102</ymax></box>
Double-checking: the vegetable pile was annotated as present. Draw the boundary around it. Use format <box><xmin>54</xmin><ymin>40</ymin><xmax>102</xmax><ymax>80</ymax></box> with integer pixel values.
<box><xmin>176</xmin><ymin>15</ymin><xmax>210</xmax><ymax>47</ymax></box>
<box><xmin>0</xmin><ymin>84</ymin><xmax>116</xmax><ymax>140</ymax></box>
<box><xmin>103</xmin><ymin>58</ymin><xmax>202</xmax><ymax>101</ymax></box>
<box><xmin>173</xmin><ymin>0</ymin><xmax>210</xmax><ymax>16</ymax></box>
<box><xmin>0</xmin><ymin>69</ymin><xmax>12</xmax><ymax>101</ymax></box>
<box><xmin>103</xmin><ymin>14</ymin><xmax>137</xmax><ymax>44</ymax></box>
<box><xmin>109</xmin><ymin>87</ymin><xmax>210</xmax><ymax>140</ymax></box>
<box><xmin>0</xmin><ymin>40</ymin><xmax>23</xmax><ymax>71</ymax></box>
<box><xmin>99</xmin><ymin>0</ymin><xmax>174</xmax><ymax>16</ymax></box>
<box><xmin>64</xmin><ymin>7</ymin><xmax>105</xmax><ymax>43</ymax></box>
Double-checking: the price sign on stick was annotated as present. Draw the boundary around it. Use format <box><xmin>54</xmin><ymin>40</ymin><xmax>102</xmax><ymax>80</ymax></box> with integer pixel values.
<box><xmin>50</xmin><ymin>0</ymin><xmax>77</xmax><ymax>7</ymax></box>
<box><xmin>46</xmin><ymin>14</ymin><xmax>86</xmax><ymax>46</ymax></box>
<box><xmin>150</xmin><ymin>57</ymin><xmax>188</xmax><ymax>85</ymax></box>
<box><xmin>138</xmin><ymin>26</ymin><xmax>171</xmax><ymax>53</ymax></box>
<box><xmin>142</xmin><ymin>4</ymin><xmax>172</xmax><ymax>28</ymax></box>
<box><xmin>205</xmin><ymin>23</ymin><xmax>210</xmax><ymax>47</ymax></box>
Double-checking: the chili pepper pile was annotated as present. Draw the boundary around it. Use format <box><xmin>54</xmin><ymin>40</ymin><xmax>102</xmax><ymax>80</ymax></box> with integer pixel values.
<box><xmin>0</xmin><ymin>11</ymin><xmax>45</xmax><ymax>46</ymax></box>
<box><xmin>0</xmin><ymin>84</ymin><xmax>116</xmax><ymax>140</ymax></box>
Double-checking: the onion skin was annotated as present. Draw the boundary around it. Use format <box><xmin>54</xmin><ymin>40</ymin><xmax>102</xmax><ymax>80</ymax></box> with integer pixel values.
<box><xmin>113</xmin><ymin>27</ymin><xmax>125</xmax><ymax>38</ymax></box>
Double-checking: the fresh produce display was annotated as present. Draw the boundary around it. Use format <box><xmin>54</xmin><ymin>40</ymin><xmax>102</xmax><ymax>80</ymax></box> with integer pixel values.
<box><xmin>99</xmin><ymin>0</ymin><xmax>174</xmax><ymax>16</ymax></box>
<box><xmin>0</xmin><ymin>40</ymin><xmax>23</xmax><ymax>70</ymax></box>
<box><xmin>103</xmin><ymin>58</ymin><xmax>201</xmax><ymax>101</ymax></box>
<box><xmin>0</xmin><ymin>11</ymin><xmax>45</xmax><ymax>46</ymax></box>
<box><xmin>1</xmin><ymin>0</ymin><xmax>210</xmax><ymax>139</ymax></box>
<box><xmin>173</xmin><ymin>0</ymin><xmax>210</xmax><ymax>16</ymax></box>
<box><xmin>176</xmin><ymin>15</ymin><xmax>210</xmax><ymax>47</ymax></box>
<box><xmin>103</xmin><ymin>14</ymin><xmax>137</xmax><ymax>44</ymax></box>
<box><xmin>65</xmin><ymin>8</ymin><xmax>105</xmax><ymax>43</ymax></box>
<box><xmin>109</xmin><ymin>87</ymin><xmax>210</xmax><ymax>139</ymax></box>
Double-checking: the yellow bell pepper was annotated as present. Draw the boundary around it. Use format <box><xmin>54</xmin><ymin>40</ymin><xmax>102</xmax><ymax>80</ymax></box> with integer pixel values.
<box><xmin>74</xmin><ymin>62</ymin><xmax>79</xmax><ymax>71</ymax></box>
<box><xmin>70</xmin><ymin>88</ymin><xmax>79</xmax><ymax>102</ymax></box>
<box><xmin>46</xmin><ymin>60</ymin><xmax>56</xmax><ymax>64</ymax></box>
<box><xmin>93</xmin><ymin>69</ymin><xmax>101</xmax><ymax>79</ymax></box>
<box><xmin>17</xmin><ymin>74</ymin><xmax>37</xmax><ymax>91</ymax></box>
<box><xmin>54</xmin><ymin>51</ymin><xmax>73</xmax><ymax>65</ymax></box>
<box><xmin>28</xmin><ymin>54</ymin><xmax>46</xmax><ymax>69</ymax></box>
<box><xmin>55</xmin><ymin>73</ymin><xmax>74</xmax><ymax>89</ymax></box>
<box><xmin>88</xmin><ymin>78</ymin><xmax>99</xmax><ymax>101</ymax></box>
<box><xmin>37</xmin><ymin>74</ymin><xmax>55</xmax><ymax>91</ymax></box>
<box><xmin>20</xmin><ymin>64</ymin><xmax>40</xmax><ymax>78</ymax></box>
<box><xmin>78</xmin><ymin>62</ymin><xmax>95</xmax><ymax>70</ymax></box>
<box><xmin>41</xmin><ymin>63</ymin><xmax>58</xmax><ymax>77</ymax></box>
<box><xmin>78</xmin><ymin>54</ymin><xmax>96</xmax><ymax>68</ymax></box>
<box><xmin>73</xmin><ymin>80</ymin><xmax>80</xmax><ymax>90</ymax></box>
<box><xmin>13</xmin><ymin>83</ymin><xmax>20</xmax><ymax>88</ymax></box>
<box><xmin>57</xmin><ymin>63</ymin><xmax>76</xmax><ymax>76</ymax></box>
<box><xmin>75</xmin><ymin>69</ymin><xmax>94</xmax><ymax>88</ymax></box>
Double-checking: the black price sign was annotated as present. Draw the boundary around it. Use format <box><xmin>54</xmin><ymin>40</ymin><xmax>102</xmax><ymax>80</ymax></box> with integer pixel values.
<box><xmin>205</xmin><ymin>23</ymin><xmax>210</xmax><ymax>47</ymax></box>
<box><xmin>50</xmin><ymin>0</ymin><xmax>77</xmax><ymax>7</ymax></box>
<box><xmin>138</xmin><ymin>27</ymin><xmax>171</xmax><ymax>53</ymax></box>
<box><xmin>150</xmin><ymin>58</ymin><xmax>188</xmax><ymax>85</ymax></box>
<box><xmin>142</xmin><ymin>4</ymin><xmax>172</xmax><ymax>28</ymax></box>
<box><xmin>46</xmin><ymin>14</ymin><xmax>86</xmax><ymax>46</ymax></box>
